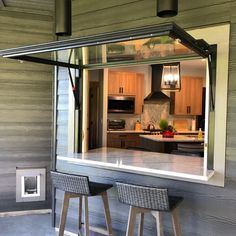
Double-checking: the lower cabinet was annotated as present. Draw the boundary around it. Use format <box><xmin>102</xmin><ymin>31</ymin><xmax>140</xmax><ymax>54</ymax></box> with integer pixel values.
<box><xmin>107</xmin><ymin>133</ymin><xmax>141</xmax><ymax>149</ymax></box>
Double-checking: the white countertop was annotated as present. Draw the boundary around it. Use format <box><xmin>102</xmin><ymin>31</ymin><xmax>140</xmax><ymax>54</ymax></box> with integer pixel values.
<box><xmin>140</xmin><ymin>134</ymin><xmax>204</xmax><ymax>142</ymax></box>
<box><xmin>107</xmin><ymin>130</ymin><xmax>150</xmax><ymax>133</ymax></box>
<box><xmin>176</xmin><ymin>130</ymin><xmax>201</xmax><ymax>134</ymax></box>
<box><xmin>107</xmin><ymin>130</ymin><xmax>202</xmax><ymax>134</ymax></box>
<box><xmin>57</xmin><ymin>147</ymin><xmax>214</xmax><ymax>183</ymax></box>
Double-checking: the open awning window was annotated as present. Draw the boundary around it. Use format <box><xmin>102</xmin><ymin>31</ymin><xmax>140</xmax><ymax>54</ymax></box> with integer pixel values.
<box><xmin>0</xmin><ymin>22</ymin><xmax>218</xmax><ymax>171</ymax></box>
<box><xmin>0</xmin><ymin>23</ymin><xmax>213</xmax><ymax>69</ymax></box>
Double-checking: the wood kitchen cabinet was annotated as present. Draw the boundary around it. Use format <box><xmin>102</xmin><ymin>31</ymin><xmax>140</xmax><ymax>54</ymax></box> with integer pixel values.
<box><xmin>135</xmin><ymin>73</ymin><xmax>144</xmax><ymax>114</ymax></box>
<box><xmin>108</xmin><ymin>71</ymin><xmax>136</xmax><ymax>95</ymax></box>
<box><xmin>107</xmin><ymin>133</ymin><xmax>141</xmax><ymax>149</ymax></box>
<box><xmin>170</xmin><ymin>76</ymin><xmax>203</xmax><ymax>115</ymax></box>
<box><xmin>108</xmin><ymin>71</ymin><xmax>144</xmax><ymax>114</ymax></box>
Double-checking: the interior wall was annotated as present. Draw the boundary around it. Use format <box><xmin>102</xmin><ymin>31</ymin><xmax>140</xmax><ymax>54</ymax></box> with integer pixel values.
<box><xmin>56</xmin><ymin>1</ymin><xmax>236</xmax><ymax>235</ymax></box>
<box><xmin>0</xmin><ymin>10</ymin><xmax>53</xmax><ymax>211</ymax></box>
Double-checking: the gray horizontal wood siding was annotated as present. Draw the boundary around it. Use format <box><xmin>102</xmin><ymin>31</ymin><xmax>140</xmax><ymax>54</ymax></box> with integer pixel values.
<box><xmin>55</xmin><ymin>0</ymin><xmax>236</xmax><ymax>236</ymax></box>
<box><xmin>0</xmin><ymin>10</ymin><xmax>53</xmax><ymax>212</ymax></box>
<box><xmin>56</xmin><ymin>67</ymin><xmax>70</xmax><ymax>155</ymax></box>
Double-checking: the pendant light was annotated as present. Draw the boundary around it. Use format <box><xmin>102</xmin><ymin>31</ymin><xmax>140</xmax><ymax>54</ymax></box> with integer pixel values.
<box><xmin>55</xmin><ymin>0</ymin><xmax>72</xmax><ymax>36</ymax></box>
<box><xmin>161</xmin><ymin>63</ymin><xmax>181</xmax><ymax>91</ymax></box>
<box><xmin>157</xmin><ymin>0</ymin><xmax>178</xmax><ymax>18</ymax></box>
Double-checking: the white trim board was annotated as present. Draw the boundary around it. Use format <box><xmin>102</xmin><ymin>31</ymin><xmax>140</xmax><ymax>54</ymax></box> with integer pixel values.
<box><xmin>188</xmin><ymin>24</ymin><xmax>230</xmax><ymax>187</ymax></box>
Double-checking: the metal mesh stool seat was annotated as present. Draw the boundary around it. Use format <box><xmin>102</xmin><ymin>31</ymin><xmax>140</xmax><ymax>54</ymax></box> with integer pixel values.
<box><xmin>116</xmin><ymin>182</ymin><xmax>183</xmax><ymax>236</ymax></box>
<box><xmin>51</xmin><ymin>171</ymin><xmax>113</xmax><ymax>236</ymax></box>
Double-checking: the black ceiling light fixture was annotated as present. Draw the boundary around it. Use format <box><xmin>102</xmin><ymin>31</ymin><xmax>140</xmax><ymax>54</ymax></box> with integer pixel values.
<box><xmin>55</xmin><ymin>0</ymin><xmax>72</xmax><ymax>36</ymax></box>
<box><xmin>157</xmin><ymin>0</ymin><xmax>178</xmax><ymax>18</ymax></box>
<box><xmin>161</xmin><ymin>62</ymin><xmax>181</xmax><ymax>91</ymax></box>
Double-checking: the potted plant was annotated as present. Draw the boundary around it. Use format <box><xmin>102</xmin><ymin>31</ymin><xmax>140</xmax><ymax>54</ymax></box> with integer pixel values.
<box><xmin>159</xmin><ymin>119</ymin><xmax>176</xmax><ymax>138</ymax></box>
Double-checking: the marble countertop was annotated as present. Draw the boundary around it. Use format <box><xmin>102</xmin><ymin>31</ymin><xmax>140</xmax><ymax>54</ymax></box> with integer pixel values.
<box><xmin>176</xmin><ymin>130</ymin><xmax>202</xmax><ymax>134</ymax></box>
<box><xmin>57</xmin><ymin>147</ymin><xmax>214</xmax><ymax>183</ymax></box>
<box><xmin>107</xmin><ymin>130</ymin><xmax>202</xmax><ymax>134</ymax></box>
<box><xmin>107</xmin><ymin>130</ymin><xmax>151</xmax><ymax>133</ymax></box>
<box><xmin>140</xmin><ymin>134</ymin><xmax>204</xmax><ymax>142</ymax></box>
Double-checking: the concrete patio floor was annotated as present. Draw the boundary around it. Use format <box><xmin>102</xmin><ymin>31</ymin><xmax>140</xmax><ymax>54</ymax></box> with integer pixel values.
<box><xmin>0</xmin><ymin>213</ymin><xmax>120</xmax><ymax>236</ymax></box>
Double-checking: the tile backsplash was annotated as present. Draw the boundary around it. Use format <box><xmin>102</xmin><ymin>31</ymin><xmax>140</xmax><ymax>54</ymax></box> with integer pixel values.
<box><xmin>108</xmin><ymin>101</ymin><xmax>196</xmax><ymax>131</ymax></box>
<box><xmin>108</xmin><ymin>102</ymin><xmax>169</xmax><ymax>130</ymax></box>
<box><xmin>141</xmin><ymin>102</ymin><xmax>170</xmax><ymax>129</ymax></box>
<box><xmin>108</xmin><ymin>113</ymin><xmax>141</xmax><ymax>130</ymax></box>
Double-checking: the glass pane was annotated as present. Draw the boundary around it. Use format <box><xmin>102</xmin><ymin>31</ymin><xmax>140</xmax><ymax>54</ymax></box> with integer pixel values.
<box><xmin>20</xmin><ymin>36</ymin><xmax>197</xmax><ymax>67</ymax></box>
<box><xmin>85</xmin><ymin>36</ymin><xmax>195</xmax><ymax>66</ymax></box>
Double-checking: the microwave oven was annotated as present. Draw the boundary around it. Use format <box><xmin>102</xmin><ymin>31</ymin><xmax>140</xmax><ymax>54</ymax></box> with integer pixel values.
<box><xmin>108</xmin><ymin>96</ymin><xmax>135</xmax><ymax>113</ymax></box>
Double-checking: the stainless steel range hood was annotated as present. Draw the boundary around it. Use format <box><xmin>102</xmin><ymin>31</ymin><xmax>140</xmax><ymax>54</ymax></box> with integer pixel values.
<box><xmin>144</xmin><ymin>64</ymin><xmax>170</xmax><ymax>103</ymax></box>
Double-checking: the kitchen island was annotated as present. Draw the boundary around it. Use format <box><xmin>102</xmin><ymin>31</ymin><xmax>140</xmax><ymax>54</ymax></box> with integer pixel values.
<box><xmin>140</xmin><ymin>134</ymin><xmax>204</xmax><ymax>154</ymax></box>
<box><xmin>140</xmin><ymin>134</ymin><xmax>204</xmax><ymax>142</ymax></box>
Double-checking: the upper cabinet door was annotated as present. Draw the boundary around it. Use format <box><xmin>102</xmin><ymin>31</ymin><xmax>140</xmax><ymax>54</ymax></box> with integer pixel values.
<box><xmin>108</xmin><ymin>71</ymin><xmax>136</xmax><ymax>95</ymax></box>
<box><xmin>119</xmin><ymin>72</ymin><xmax>136</xmax><ymax>95</ymax></box>
<box><xmin>108</xmin><ymin>71</ymin><xmax>121</xmax><ymax>94</ymax></box>
<box><xmin>172</xmin><ymin>76</ymin><xmax>203</xmax><ymax>115</ymax></box>
<box><xmin>135</xmin><ymin>73</ymin><xmax>144</xmax><ymax>114</ymax></box>
<box><xmin>174</xmin><ymin>76</ymin><xmax>190</xmax><ymax>115</ymax></box>
<box><xmin>188</xmin><ymin>77</ymin><xmax>203</xmax><ymax>115</ymax></box>
<box><xmin>108</xmin><ymin>70</ymin><xmax>144</xmax><ymax>114</ymax></box>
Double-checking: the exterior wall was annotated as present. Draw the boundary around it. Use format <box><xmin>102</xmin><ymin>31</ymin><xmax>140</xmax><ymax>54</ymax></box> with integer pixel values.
<box><xmin>55</xmin><ymin>0</ymin><xmax>236</xmax><ymax>235</ymax></box>
<box><xmin>56</xmin><ymin>67</ymin><xmax>70</xmax><ymax>155</ymax></box>
<box><xmin>0</xmin><ymin>10</ymin><xmax>53</xmax><ymax>211</ymax></box>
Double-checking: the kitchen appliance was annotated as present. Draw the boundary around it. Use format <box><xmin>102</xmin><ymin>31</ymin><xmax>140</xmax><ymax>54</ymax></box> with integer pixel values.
<box><xmin>135</xmin><ymin>120</ymin><xmax>142</xmax><ymax>131</ymax></box>
<box><xmin>143</xmin><ymin>124</ymin><xmax>161</xmax><ymax>135</ymax></box>
<box><xmin>144</xmin><ymin>64</ymin><xmax>170</xmax><ymax>103</ymax></box>
<box><xmin>108</xmin><ymin>119</ymin><xmax>126</xmax><ymax>130</ymax></box>
<box><xmin>108</xmin><ymin>96</ymin><xmax>135</xmax><ymax>114</ymax></box>
<box><xmin>143</xmin><ymin>130</ymin><xmax>161</xmax><ymax>135</ymax></box>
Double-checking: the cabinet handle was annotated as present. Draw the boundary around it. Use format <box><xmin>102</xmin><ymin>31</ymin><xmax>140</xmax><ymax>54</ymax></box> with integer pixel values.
<box><xmin>122</xmin><ymin>87</ymin><xmax>123</xmax><ymax>93</ymax></box>
<box><xmin>119</xmin><ymin>87</ymin><xmax>121</xmax><ymax>93</ymax></box>
<box><xmin>186</xmin><ymin>106</ymin><xmax>191</xmax><ymax>114</ymax></box>
<box><xmin>187</xmin><ymin>106</ymin><xmax>190</xmax><ymax>114</ymax></box>
<box><xmin>121</xmin><ymin>140</ymin><xmax>125</xmax><ymax>148</ymax></box>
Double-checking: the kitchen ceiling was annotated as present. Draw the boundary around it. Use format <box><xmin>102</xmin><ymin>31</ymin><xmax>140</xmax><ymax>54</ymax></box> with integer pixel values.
<box><xmin>182</xmin><ymin>59</ymin><xmax>206</xmax><ymax>70</ymax></box>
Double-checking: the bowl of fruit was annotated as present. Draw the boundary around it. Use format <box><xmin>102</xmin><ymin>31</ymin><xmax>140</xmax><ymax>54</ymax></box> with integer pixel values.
<box><xmin>159</xmin><ymin>119</ymin><xmax>176</xmax><ymax>138</ymax></box>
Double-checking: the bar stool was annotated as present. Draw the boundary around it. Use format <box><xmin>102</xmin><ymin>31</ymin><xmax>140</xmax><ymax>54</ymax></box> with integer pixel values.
<box><xmin>51</xmin><ymin>171</ymin><xmax>113</xmax><ymax>236</ymax></box>
<box><xmin>116</xmin><ymin>182</ymin><xmax>183</xmax><ymax>236</ymax></box>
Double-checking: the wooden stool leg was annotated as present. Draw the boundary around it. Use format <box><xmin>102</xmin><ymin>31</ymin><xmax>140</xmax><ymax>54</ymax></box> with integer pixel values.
<box><xmin>78</xmin><ymin>196</ymin><xmax>83</xmax><ymax>229</ymax></box>
<box><xmin>171</xmin><ymin>208</ymin><xmax>182</xmax><ymax>236</ymax></box>
<box><xmin>138</xmin><ymin>212</ymin><xmax>144</xmax><ymax>236</ymax></box>
<box><xmin>126</xmin><ymin>206</ymin><xmax>139</xmax><ymax>236</ymax></box>
<box><xmin>101</xmin><ymin>192</ymin><xmax>113</xmax><ymax>236</ymax></box>
<box><xmin>152</xmin><ymin>211</ymin><xmax>164</xmax><ymax>236</ymax></box>
<box><xmin>84</xmin><ymin>196</ymin><xmax>90</xmax><ymax>236</ymax></box>
<box><xmin>59</xmin><ymin>192</ymin><xmax>70</xmax><ymax>236</ymax></box>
